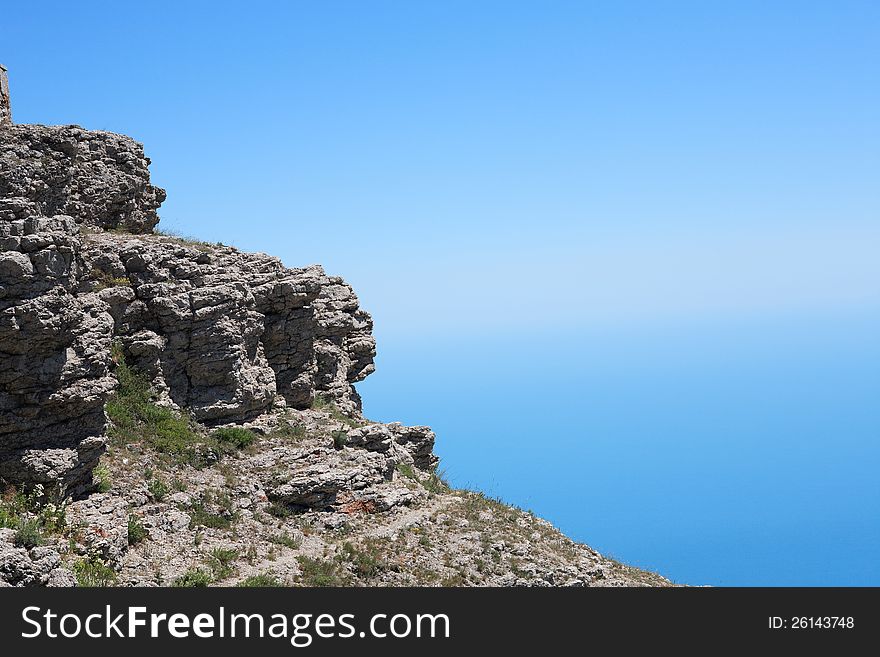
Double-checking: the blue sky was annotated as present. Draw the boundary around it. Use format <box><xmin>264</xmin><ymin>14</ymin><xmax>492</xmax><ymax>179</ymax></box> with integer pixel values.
<box><xmin>3</xmin><ymin>1</ymin><xmax>878</xmax><ymax>584</ymax></box>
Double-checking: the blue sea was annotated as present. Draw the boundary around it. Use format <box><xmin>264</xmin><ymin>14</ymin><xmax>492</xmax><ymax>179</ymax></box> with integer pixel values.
<box><xmin>359</xmin><ymin>309</ymin><xmax>880</xmax><ymax>586</ymax></box>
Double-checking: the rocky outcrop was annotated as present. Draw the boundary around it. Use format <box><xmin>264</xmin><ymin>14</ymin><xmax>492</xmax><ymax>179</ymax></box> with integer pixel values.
<box><xmin>0</xmin><ymin>210</ymin><xmax>114</xmax><ymax>497</ymax></box>
<box><xmin>346</xmin><ymin>423</ymin><xmax>439</xmax><ymax>471</ymax></box>
<box><xmin>1</xmin><ymin>119</ymin><xmax>377</xmax><ymax>496</ymax></box>
<box><xmin>0</xmin><ymin>529</ymin><xmax>74</xmax><ymax>587</ymax></box>
<box><xmin>0</xmin><ymin>65</ymin><xmax>11</xmax><ymax>126</ymax></box>
<box><xmin>80</xmin><ymin>233</ymin><xmax>375</xmax><ymax>423</ymax></box>
<box><xmin>0</xmin><ymin>124</ymin><xmax>165</xmax><ymax>233</ymax></box>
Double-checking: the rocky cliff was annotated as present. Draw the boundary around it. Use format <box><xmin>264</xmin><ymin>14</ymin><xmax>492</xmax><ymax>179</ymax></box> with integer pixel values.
<box><xmin>0</xmin><ymin>122</ymin><xmax>376</xmax><ymax>498</ymax></box>
<box><xmin>0</xmin><ymin>70</ymin><xmax>670</xmax><ymax>587</ymax></box>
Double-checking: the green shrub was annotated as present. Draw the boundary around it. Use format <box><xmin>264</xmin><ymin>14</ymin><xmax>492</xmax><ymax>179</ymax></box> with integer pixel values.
<box><xmin>0</xmin><ymin>506</ymin><xmax>14</xmax><ymax>529</ymax></box>
<box><xmin>296</xmin><ymin>556</ymin><xmax>348</xmax><ymax>587</ymax></box>
<box><xmin>172</xmin><ymin>569</ymin><xmax>213</xmax><ymax>587</ymax></box>
<box><xmin>272</xmin><ymin>420</ymin><xmax>306</xmax><ymax>441</ymax></box>
<box><xmin>1</xmin><ymin>487</ymin><xmax>66</xmax><ymax>546</ymax></box>
<box><xmin>339</xmin><ymin>540</ymin><xmax>386</xmax><ymax>578</ymax></box>
<box><xmin>331</xmin><ymin>430</ymin><xmax>348</xmax><ymax>450</ymax></box>
<box><xmin>422</xmin><ymin>469</ymin><xmax>450</xmax><ymax>494</ymax></box>
<box><xmin>267</xmin><ymin>502</ymin><xmax>293</xmax><ymax>518</ymax></box>
<box><xmin>147</xmin><ymin>477</ymin><xmax>168</xmax><ymax>502</ymax></box>
<box><xmin>395</xmin><ymin>463</ymin><xmax>416</xmax><ymax>480</ymax></box>
<box><xmin>237</xmin><ymin>573</ymin><xmax>284</xmax><ymax>587</ymax></box>
<box><xmin>94</xmin><ymin>463</ymin><xmax>112</xmax><ymax>492</ymax></box>
<box><xmin>212</xmin><ymin>427</ymin><xmax>256</xmax><ymax>450</ymax></box>
<box><xmin>127</xmin><ymin>514</ymin><xmax>148</xmax><ymax>545</ymax></box>
<box><xmin>188</xmin><ymin>498</ymin><xmax>233</xmax><ymax>530</ymax></box>
<box><xmin>74</xmin><ymin>556</ymin><xmax>117</xmax><ymax>587</ymax></box>
<box><xmin>311</xmin><ymin>394</ymin><xmax>330</xmax><ymax>410</ymax></box>
<box><xmin>207</xmin><ymin>547</ymin><xmax>239</xmax><ymax>579</ymax></box>
<box><xmin>14</xmin><ymin>518</ymin><xmax>44</xmax><ymax>549</ymax></box>
<box><xmin>91</xmin><ymin>268</ymin><xmax>130</xmax><ymax>291</ymax></box>
<box><xmin>106</xmin><ymin>351</ymin><xmax>208</xmax><ymax>466</ymax></box>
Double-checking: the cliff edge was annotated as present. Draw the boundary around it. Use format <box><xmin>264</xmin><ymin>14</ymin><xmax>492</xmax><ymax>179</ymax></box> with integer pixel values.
<box><xmin>0</xmin><ymin>68</ymin><xmax>670</xmax><ymax>587</ymax></box>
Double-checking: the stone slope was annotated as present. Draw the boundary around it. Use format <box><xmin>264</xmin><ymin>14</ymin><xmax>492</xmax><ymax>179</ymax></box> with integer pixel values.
<box><xmin>3</xmin><ymin>403</ymin><xmax>669</xmax><ymax>588</ymax></box>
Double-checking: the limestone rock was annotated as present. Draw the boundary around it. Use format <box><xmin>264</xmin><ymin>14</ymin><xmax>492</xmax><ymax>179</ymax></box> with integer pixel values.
<box><xmin>346</xmin><ymin>422</ymin><xmax>438</xmax><ymax>471</ymax></box>
<box><xmin>0</xmin><ymin>528</ymin><xmax>73</xmax><ymax>587</ymax></box>
<box><xmin>0</xmin><ymin>124</ymin><xmax>165</xmax><ymax>233</ymax></box>
<box><xmin>1</xmin><ymin>122</ymin><xmax>377</xmax><ymax>493</ymax></box>
<box><xmin>264</xmin><ymin>446</ymin><xmax>392</xmax><ymax>510</ymax></box>
<box><xmin>0</xmin><ymin>211</ymin><xmax>114</xmax><ymax>496</ymax></box>
<box><xmin>66</xmin><ymin>493</ymin><xmax>129</xmax><ymax>567</ymax></box>
<box><xmin>0</xmin><ymin>65</ymin><xmax>11</xmax><ymax>126</ymax></box>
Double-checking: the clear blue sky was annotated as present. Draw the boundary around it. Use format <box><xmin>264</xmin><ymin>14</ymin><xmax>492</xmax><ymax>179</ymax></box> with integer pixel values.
<box><xmin>4</xmin><ymin>1</ymin><xmax>878</xmax><ymax>584</ymax></box>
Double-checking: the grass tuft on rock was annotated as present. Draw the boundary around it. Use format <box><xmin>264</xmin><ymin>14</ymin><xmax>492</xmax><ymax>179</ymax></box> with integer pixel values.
<box><xmin>106</xmin><ymin>347</ymin><xmax>220</xmax><ymax>467</ymax></box>
<box><xmin>296</xmin><ymin>555</ymin><xmax>349</xmax><ymax>587</ymax></box>
<box><xmin>237</xmin><ymin>573</ymin><xmax>284</xmax><ymax>587</ymax></box>
<box><xmin>172</xmin><ymin>568</ymin><xmax>213</xmax><ymax>587</ymax></box>
<box><xmin>74</xmin><ymin>556</ymin><xmax>117</xmax><ymax>587</ymax></box>
<box><xmin>127</xmin><ymin>514</ymin><xmax>148</xmax><ymax>545</ymax></box>
<box><xmin>212</xmin><ymin>427</ymin><xmax>256</xmax><ymax>450</ymax></box>
<box><xmin>1</xmin><ymin>487</ymin><xmax>67</xmax><ymax>548</ymax></box>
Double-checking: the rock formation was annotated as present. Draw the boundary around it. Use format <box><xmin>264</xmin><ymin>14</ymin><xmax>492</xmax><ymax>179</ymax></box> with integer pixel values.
<box><xmin>0</xmin><ymin>68</ymin><xmax>671</xmax><ymax>587</ymax></box>
<box><xmin>0</xmin><ymin>65</ymin><xmax>11</xmax><ymax>126</ymax></box>
<box><xmin>0</xmin><ymin>77</ymin><xmax>376</xmax><ymax>496</ymax></box>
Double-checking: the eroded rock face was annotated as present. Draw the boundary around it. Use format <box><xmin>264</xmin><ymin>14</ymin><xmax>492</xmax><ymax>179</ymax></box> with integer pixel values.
<box><xmin>0</xmin><ymin>65</ymin><xmax>11</xmax><ymax>126</ymax></box>
<box><xmin>0</xmin><ymin>124</ymin><xmax>165</xmax><ymax>233</ymax></box>
<box><xmin>80</xmin><ymin>232</ymin><xmax>375</xmax><ymax>423</ymax></box>
<box><xmin>0</xmin><ymin>528</ymin><xmax>75</xmax><ymax>587</ymax></box>
<box><xmin>0</xmin><ymin>209</ymin><xmax>114</xmax><ymax>497</ymax></box>
<box><xmin>1</xmin><ymin>122</ymin><xmax>381</xmax><ymax>495</ymax></box>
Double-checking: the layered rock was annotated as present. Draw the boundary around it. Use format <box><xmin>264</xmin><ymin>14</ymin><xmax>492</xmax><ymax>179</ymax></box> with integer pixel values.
<box><xmin>80</xmin><ymin>233</ymin><xmax>375</xmax><ymax>423</ymax></box>
<box><xmin>0</xmin><ymin>124</ymin><xmax>165</xmax><ymax>233</ymax></box>
<box><xmin>0</xmin><ymin>209</ymin><xmax>114</xmax><ymax>497</ymax></box>
<box><xmin>1</xmin><ymin>119</ymin><xmax>380</xmax><ymax>496</ymax></box>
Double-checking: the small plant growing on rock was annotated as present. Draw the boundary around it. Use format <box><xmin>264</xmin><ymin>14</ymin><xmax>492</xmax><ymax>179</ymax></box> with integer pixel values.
<box><xmin>207</xmin><ymin>547</ymin><xmax>239</xmax><ymax>580</ymax></box>
<box><xmin>237</xmin><ymin>573</ymin><xmax>284</xmax><ymax>587</ymax></box>
<box><xmin>1</xmin><ymin>486</ymin><xmax>67</xmax><ymax>546</ymax></box>
<box><xmin>296</xmin><ymin>556</ymin><xmax>348</xmax><ymax>587</ymax></box>
<box><xmin>187</xmin><ymin>494</ymin><xmax>235</xmax><ymax>530</ymax></box>
<box><xmin>74</xmin><ymin>556</ymin><xmax>117</xmax><ymax>587</ymax></box>
<box><xmin>147</xmin><ymin>477</ymin><xmax>168</xmax><ymax>502</ymax></box>
<box><xmin>13</xmin><ymin>518</ymin><xmax>44</xmax><ymax>549</ymax></box>
<box><xmin>422</xmin><ymin>469</ymin><xmax>450</xmax><ymax>494</ymax></box>
<box><xmin>127</xmin><ymin>514</ymin><xmax>148</xmax><ymax>546</ymax></box>
<box><xmin>340</xmin><ymin>540</ymin><xmax>388</xmax><ymax>578</ymax></box>
<box><xmin>106</xmin><ymin>350</ymin><xmax>209</xmax><ymax>467</ymax></box>
<box><xmin>267</xmin><ymin>502</ymin><xmax>293</xmax><ymax>518</ymax></box>
<box><xmin>272</xmin><ymin>419</ymin><xmax>306</xmax><ymax>441</ymax></box>
<box><xmin>395</xmin><ymin>463</ymin><xmax>416</xmax><ymax>480</ymax></box>
<box><xmin>91</xmin><ymin>267</ymin><xmax>130</xmax><ymax>291</ymax></box>
<box><xmin>172</xmin><ymin>568</ymin><xmax>213</xmax><ymax>587</ymax></box>
<box><xmin>331</xmin><ymin>430</ymin><xmax>348</xmax><ymax>450</ymax></box>
<box><xmin>270</xmin><ymin>532</ymin><xmax>303</xmax><ymax>549</ymax></box>
<box><xmin>212</xmin><ymin>427</ymin><xmax>256</xmax><ymax>450</ymax></box>
<box><xmin>94</xmin><ymin>463</ymin><xmax>112</xmax><ymax>492</ymax></box>
<box><xmin>312</xmin><ymin>395</ymin><xmax>362</xmax><ymax>428</ymax></box>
